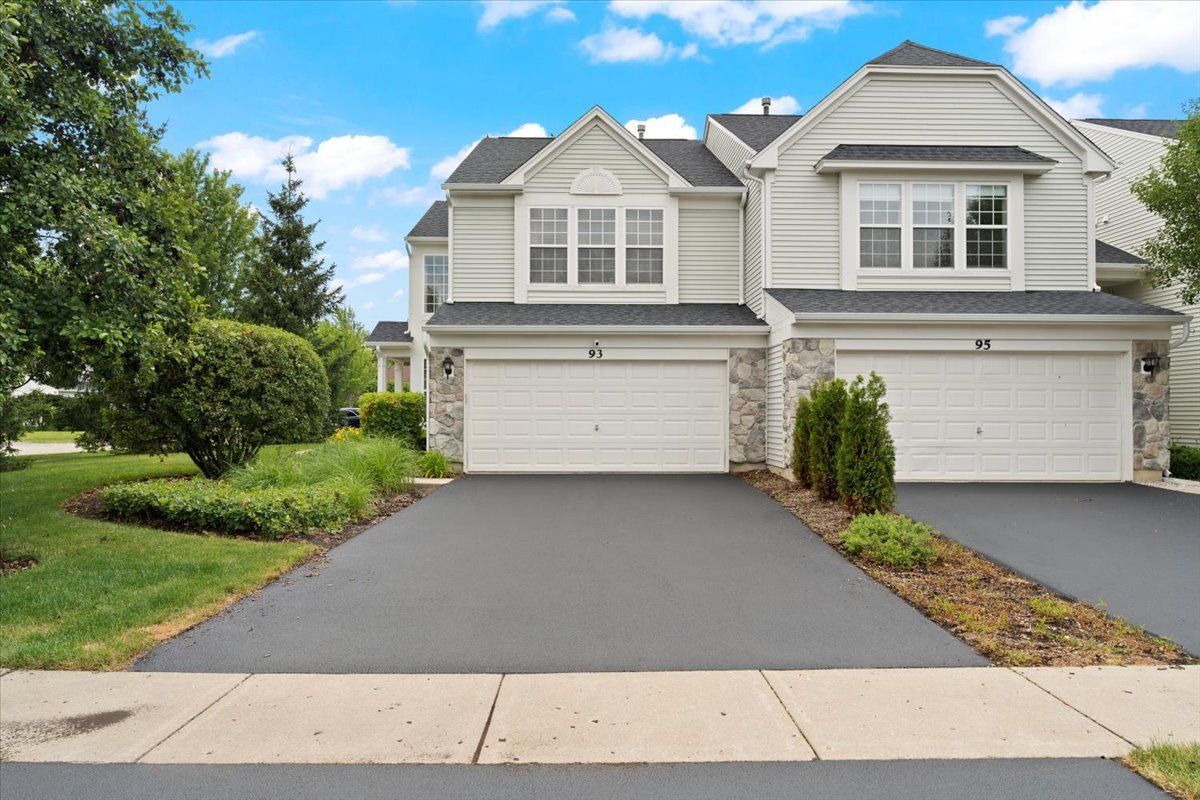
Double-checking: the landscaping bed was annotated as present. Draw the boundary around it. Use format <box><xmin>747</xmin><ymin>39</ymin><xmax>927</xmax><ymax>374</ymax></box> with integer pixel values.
<box><xmin>742</xmin><ymin>470</ymin><xmax>1194</xmax><ymax>667</ymax></box>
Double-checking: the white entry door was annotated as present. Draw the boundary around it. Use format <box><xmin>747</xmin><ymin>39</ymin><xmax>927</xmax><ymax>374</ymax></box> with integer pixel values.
<box><xmin>467</xmin><ymin>360</ymin><xmax>726</xmax><ymax>473</ymax></box>
<box><xmin>837</xmin><ymin>352</ymin><xmax>1124</xmax><ymax>481</ymax></box>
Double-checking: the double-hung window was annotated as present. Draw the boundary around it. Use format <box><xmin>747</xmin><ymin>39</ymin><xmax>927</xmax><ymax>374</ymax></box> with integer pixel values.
<box><xmin>577</xmin><ymin>208</ymin><xmax>616</xmax><ymax>284</ymax></box>
<box><xmin>965</xmin><ymin>184</ymin><xmax>1008</xmax><ymax>269</ymax></box>
<box><xmin>625</xmin><ymin>209</ymin><xmax>663</xmax><ymax>284</ymax></box>
<box><xmin>529</xmin><ymin>208</ymin><xmax>568</xmax><ymax>284</ymax></box>
<box><xmin>423</xmin><ymin>254</ymin><xmax>448</xmax><ymax>313</ymax></box>
<box><xmin>858</xmin><ymin>183</ymin><xmax>902</xmax><ymax>268</ymax></box>
<box><xmin>912</xmin><ymin>183</ymin><xmax>955</xmax><ymax>269</ymax></box>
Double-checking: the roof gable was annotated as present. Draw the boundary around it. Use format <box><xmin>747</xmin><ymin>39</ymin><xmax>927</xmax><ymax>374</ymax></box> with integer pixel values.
<box><xmin>640</xmin><ymin>139</ymin><xmax>743</xmax><ymax>187</ymax></box>
<box><xmin>868</xmin><ymin>40</ymin><xmax>996</xmax><ymax>68</ymax></box>
<box><xmin>708</xmin><ymin>114</ymin><xmax>804</xmax><ymax>152</ymax></box>
<box><xmin>1080</xmin><ymin>118</ymin><xmax>1182</xmax><ymax>140</ymax></box>
<box><xmin>445</xmin><ymin>137</ymin><xmax>553</xmax><ymax>184</ymax></box>
<box><xmin>407</xmin><ymin>200</ymin><xmax>448</xmax><ymax>238</ymax></box>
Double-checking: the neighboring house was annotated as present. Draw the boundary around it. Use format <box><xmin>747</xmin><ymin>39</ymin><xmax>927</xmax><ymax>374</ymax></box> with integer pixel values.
<box><xmin>1072</xmin><ymin>118</ymin><xmax>1197</xmax><ymax>452</ymax></box>
<box><xmin>368</xmin><ymin>41</ymin><xmax>1187</xmax><ymax>482</ymax></box>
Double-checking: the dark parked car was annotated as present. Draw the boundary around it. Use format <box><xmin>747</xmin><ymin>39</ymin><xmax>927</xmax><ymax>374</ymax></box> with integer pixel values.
<box><xmin>335</xmin><ymin>407</ymin><xmax>360</xmax><ymax>428</ymax></box>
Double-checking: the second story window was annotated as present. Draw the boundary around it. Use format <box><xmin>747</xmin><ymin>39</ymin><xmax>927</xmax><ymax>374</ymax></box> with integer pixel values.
<box><xmin>577</xmin><ymin>208</ymin><xmax>616</xmax><ymax>284</ymax></box>
<box><xmin>966</xmin><ymin>184</ymin><xmax>1008</xmax><ymax>269</ymax></box>
<box><xmin>423</xmin><ymin>254</ymin><xmax>448</xmax><ymax>313</ymax></box>
<box><xmin>625</xmin><ymin>209</ymin><xmax>663</xmax><ymax>284</ymax></box>
<box><xmin>912</xmin><ymin>183</ymin><xmax>955</xmax><ymax>269</ymax></box>
<box><xmin>530</xmin><ymin>207</ymin><xmax>568</xmax><ymax>284</ymax></box>
<box><xmin>859</xmin><ymin>183</ymin><xmax>901</xmax><ymax>268</ymax></box>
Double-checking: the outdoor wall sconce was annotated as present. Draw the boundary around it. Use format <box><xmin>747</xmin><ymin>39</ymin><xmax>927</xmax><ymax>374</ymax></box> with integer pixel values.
<box><xmin>1142</xmin><ymin>351</ymin><xmax>1161</xmax><ymax>375</ymax></box>
<box><xmin>442</xmin><ymin>355</ymin><xmax>454</xmax><ymax>378</ymax></box>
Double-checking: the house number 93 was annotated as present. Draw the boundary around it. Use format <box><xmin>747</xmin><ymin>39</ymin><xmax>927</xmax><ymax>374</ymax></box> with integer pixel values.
<box><xmin>974</xmin><ymin>339</ymin><xmax>992</xmax><ymax>350</ymax></box>
<box><xmin>588</xmin><ymin>348</ymin><xmax>603</xmax><ymax>359</ymax></box>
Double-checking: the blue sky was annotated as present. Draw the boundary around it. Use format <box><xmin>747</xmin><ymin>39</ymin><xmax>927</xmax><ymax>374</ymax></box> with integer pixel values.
<box><xmin>151</xmin><ymin>0</ymin><xmax>1200</xmax><ymax>330</ymax></box>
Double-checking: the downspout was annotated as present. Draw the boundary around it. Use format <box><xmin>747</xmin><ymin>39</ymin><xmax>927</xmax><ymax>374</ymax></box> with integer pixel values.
<box><xmin>1171</xmin><ymin>317</ymin><xmax>1192</xmax><ymax>349</ymax></box>
<box><xmin>741</xmin><ymin>160</ymin><xmax>767</xmax><ymax>316</ymax></box>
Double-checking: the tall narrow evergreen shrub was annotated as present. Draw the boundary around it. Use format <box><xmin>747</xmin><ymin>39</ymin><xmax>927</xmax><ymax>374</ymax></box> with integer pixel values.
<box><xmin>807</xmin><ymin>378</ymin><xmax>848</xmax><ymax>501</ymax></box>
<box><xmin>836</xmin><ymin>373</ymin><xmax>896</xmax><ymax>513</ymax></box>
<box><xmin>792</xmin><ymin>395</ymin><xmax>812</xmax><ymax>487</ymax></box>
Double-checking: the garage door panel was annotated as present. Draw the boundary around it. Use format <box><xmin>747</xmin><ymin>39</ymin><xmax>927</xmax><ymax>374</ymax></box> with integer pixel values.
<box><xmin>838</xmin><ymin>351</ymin><xmax>1123</xmax><ymax>481</ymax></box>
<box><xmin>468</xmin><ymin>359</ymin><xmax>726</xmax><ymax>473</ymax></box>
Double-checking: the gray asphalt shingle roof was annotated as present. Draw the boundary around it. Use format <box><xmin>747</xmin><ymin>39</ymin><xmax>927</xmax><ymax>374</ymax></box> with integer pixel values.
<box><xmin>1096</xmin><ymin>240</ymin><xmax>1144</xmax><ymax>265</ymax></box>
<box><xmin>407</xmin><ymin>200</ymin><xmax>448</xmax><ymax>238</ymax></box>
<box><xmin>445</xmin><ymin>137</ymin><xmax>554</xmax><ymax>184</ymax></box>
<box><xmin>640</xmin><ymin>139</ymin><xmax>744</xmax><ymax>187</ymax></box>
<box><xmin>766</xmin><ymin>289</ymin><xmax>1182</xmax><ymax>317</ymax></box>
<box><xmin>708</xmin><ymin>113</ymin><xmax>804</xmax><ymax>152</ymax></box>
<box><xmin>425</xmin><ymin>302</ymin><xmax>765</xmax><ymax>328</ymax></box>
<box><xmin>822</xmin><ymin>144</ymin><xmax>1055</xmax><ymax>163</ymax></box>
<box><xmin>868</xmin><ymin>40</ymin><xmax>996</xmax><ymax>68</ymax></box>
<box><xmin>1080</xmin><ymin>119</ymin><xmax>1183</xmax><ymax>139</ymax></box>
<box><xmin>365</xmin><ymin>321</ymin><xmax>412</xmax><ymax>343</ymax></box>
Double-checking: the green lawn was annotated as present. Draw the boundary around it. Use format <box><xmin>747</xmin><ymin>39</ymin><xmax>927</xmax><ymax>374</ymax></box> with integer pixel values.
<box><xmin>1128</xmin><ymin>742</ymin><xmax>1200</xmax><ymax>800</ymax></box>
<box><xmin>17</xmin><ymin>430</ymin><xmax>82</xmax><ymax>443</ymax></box>
<box><xmin>0</xmin><ymin>451</ymin><xmax>315</xmax><ymax>670</ymax></box>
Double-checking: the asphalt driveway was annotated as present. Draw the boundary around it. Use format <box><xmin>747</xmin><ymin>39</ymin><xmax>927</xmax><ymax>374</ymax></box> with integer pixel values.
<box><xmin>898</xmin><ymin>483</ymin><xmax>1200</xmax><ymax>656</ymax></box>
<box><xmin>136</xmin><ymin>474</ymin><xmax>982</xmax><ymax>673</ymax></box>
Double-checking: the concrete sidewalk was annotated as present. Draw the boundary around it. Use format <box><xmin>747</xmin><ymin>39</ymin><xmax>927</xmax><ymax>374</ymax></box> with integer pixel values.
<box><xmin>1</xmin><ymin>667</ymin><xmax>1196</xmax><ymax>765</ymax></box>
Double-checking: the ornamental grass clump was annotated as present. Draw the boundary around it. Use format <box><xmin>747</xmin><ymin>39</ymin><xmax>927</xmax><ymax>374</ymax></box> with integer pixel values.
<box><xmin>227</xmin><ymin>438</ymin><xmax>417</xmax><ymax>495</ymax></box>
<box><xmin>836</xmin><ymin>373</ymin><xmax>896</xmax><ymax>514</ymax></box>
<box><xmin>806</xmin><ymin>378</ymin><xmax>848</xmax><ymax>501</ymax></box>
<box><xmin>419</xmin><ymin>450</ymin><xmax>453</xmax><ymax>479</ymax></box>
<box><xmin>841</xmin><ymin>513</ymin><xmax>938</xmax><ymax>570</ymax></box>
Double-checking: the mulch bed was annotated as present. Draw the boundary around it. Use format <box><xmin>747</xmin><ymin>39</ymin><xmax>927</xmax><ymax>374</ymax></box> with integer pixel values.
<box><xmin>63</xmin><ymin>483</ymin><xmax>434</xmax><ymax>549</ymax></box>
<box><xmin>1</xmin><ymin>555</ymin><xmax>37</xmax><ymax>577</ymax></box>
<box><xmin>741</xmin><ymin>470</ymin><xmax>1195</xmax><ymax>668</ymax></box>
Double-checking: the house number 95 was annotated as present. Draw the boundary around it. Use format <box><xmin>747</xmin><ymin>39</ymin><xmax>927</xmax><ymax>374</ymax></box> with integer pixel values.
<box><xmin>588</xmin><ymin>348</ymin><xmax>604</xmax><ymax>358</ymax></box>
<box><xmin>974</xmin><ymin>339</ymin><xmax>992</xmax><ymax>350</ymax></box>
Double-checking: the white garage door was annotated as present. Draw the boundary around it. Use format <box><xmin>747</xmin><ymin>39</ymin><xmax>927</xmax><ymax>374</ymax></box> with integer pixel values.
<box><xmin>467</xmin><ymin>360</ymin><xmax>726</xmax><ymax>473</ymax></box>
<box><xmin>837</xmin><ymin>352</ymin><xmax>1123</xmax><ymax>481</ymax></box>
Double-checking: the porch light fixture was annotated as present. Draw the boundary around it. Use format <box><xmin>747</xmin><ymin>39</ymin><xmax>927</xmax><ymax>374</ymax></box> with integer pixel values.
<box><xmin>442</xmin><ymin>355</ymin><xmax>454</xmax><ymax>378</ymax></box>
<box><xmin>1142</xmin><ymin>351</ymin><xmax>1161</xmax><ymax>375</ymax></box>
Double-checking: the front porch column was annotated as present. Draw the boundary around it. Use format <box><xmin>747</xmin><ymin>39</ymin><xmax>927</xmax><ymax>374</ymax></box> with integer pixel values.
<box><xmin>393</xmin><ymin>360</ymin><xmax>405</xmax><ymax>392</ymax></box>
<box><xmin>376</xmin><ymin>352</ymin><xmax>388</xmax><ymax>393</ymax></box>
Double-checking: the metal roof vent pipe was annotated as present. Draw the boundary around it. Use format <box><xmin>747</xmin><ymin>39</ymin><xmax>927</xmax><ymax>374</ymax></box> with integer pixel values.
<box><xmin>762</xmin><ymin>97</ymin><xmax>771</xmax><ymax>115</ymax></box>
<box><xmin>637</xmin><ymin>123</ymin><xmax>646</xmax><ymax>140</ymax></box>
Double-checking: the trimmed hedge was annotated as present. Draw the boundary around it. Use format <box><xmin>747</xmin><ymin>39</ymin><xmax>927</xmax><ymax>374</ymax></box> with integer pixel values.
<box><xmin>807</xmin><ymin>378</ymin><xmax>848</xmax><ymax>501</ymax></box>
<box><xmin>841</xmin><ymin>513</ymin><xmax>937</xmax><ymax>569</ymax></box>
<box><xmin>792</xmin><ymin>396</ymin><xmax>812</xmax><ymax>487</ymax></box>
<box><xmin>836</xmin><ymin>373</ymin><xmax>896</xmax><ymax>514</ymax></box>
<box><xmin>1171</xmin><ymin>444</ymin><xmax>1200</xmax><ymax>481</ymax></box>
<box><xmin>360</xmin><ymin>391</ymin><xmax>424</xmax><ymax>444</ymax></box>
<box><xmin>100</xmin><ymin>479</ymin><xmax>369</xmax><ymax>540</ymax></box>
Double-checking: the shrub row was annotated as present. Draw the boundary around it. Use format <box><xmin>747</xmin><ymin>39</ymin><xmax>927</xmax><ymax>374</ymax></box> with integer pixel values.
<box><xmin>793</xmin><ymin>373</ymin><xmax>896</xmax><ymax>514</ymax></box>
<box><xmin>359</xmin><ymin>391</ymin><xmax>425</xmax><ymax>446</ymax></box>
<box><xmin>99</xmin><ymin>479</ymin><xmax>368</xmax><ymax>540</ymax></box>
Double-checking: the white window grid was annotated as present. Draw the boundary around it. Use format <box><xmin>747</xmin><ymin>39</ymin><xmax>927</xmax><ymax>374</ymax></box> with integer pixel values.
<box><xmin>912</xmin><ymin>183</ymin><xmax>955</xmax><ymax>269</ymax></box>
<box><xmin>530</xmin><ymin>208</ymin><xmax>569</xmax><ymax>283</ymax></box>
<box><xmin>965</xmin><ymin>184</ymin><xmax>1008</xmax><ymax>270</ymax></box>
<box><xmin>423</xmin><ymin>255</ymin><xmax>448</xmax><ymax>313</ymax></box>
<box><xmin>525</xmin><ymin>206</ymin><xmax>666</xmax><ymax>287</ymax></box>
<box><xmin>859</xmin><ymin>183</ymin><xmax>902</xmax><ymax>268</ymax></box>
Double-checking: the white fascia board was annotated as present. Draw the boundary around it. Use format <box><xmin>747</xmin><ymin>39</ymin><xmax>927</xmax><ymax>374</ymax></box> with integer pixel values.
<box><xmin>368</xmin><ymin>340</ymin><xmax>414</xmax><ymax>347</ymax></box>
<box><xmin>424</xmin><ymin>324</ymin><xmax>769</xmax><ymax>335</ymax></box>
<box><xmin>668</xmin><ymin>186</ymin><xmax>746</xmax><ymax>197</ymax></box>
<box><xmin>704</xmin><ymin>116</ymin><xmax>757</xmax><ymax>158</ymax></box>
<box><xmin>1095</xmin><ymin>263</ymin><xmax>1145</xmax><ymax>282</ymax></box>
<box><xmin>500</xmin><ymin>106</ymin><xmax>690</xmax><ymax>189</ymax></box>
<box><xmin>1072</xmin><ymin>120</ymin><xmax>1175</xmax><ymax>146</ymax></box>
<box><xmin>441</xmin><ymin>183</ymin><xmax>523</xmax><ymax>195</ymax></box>
<box><xmin>789</xmin><ymin>312</ymin><xmax>1184</xmax><ymax>325</ymax></box>
<box><xmin>404</xmin><ymin>235</ymin><xmax>448</xmax><ymax>244</ymax></box>
<box><xmin>814</xmin><ymin>159</ymin><xmax>1054</xmax><ymax>175</ymax></box>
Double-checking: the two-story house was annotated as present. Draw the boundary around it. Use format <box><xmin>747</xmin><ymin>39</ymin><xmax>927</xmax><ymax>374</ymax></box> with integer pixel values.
<box><xmin>367</xmin><ymin>41</ymin><xmax>1187</xmax><ymax>482</ymax></box>
<box><xmin>1072</xmin><ymin>118</ymin><xmax>1197</xmax><ymax>455</ymax></box>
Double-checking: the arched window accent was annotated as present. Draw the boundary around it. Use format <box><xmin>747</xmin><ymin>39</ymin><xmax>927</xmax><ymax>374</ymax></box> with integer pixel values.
<box><xmin>570</xmin><ymin>166</ymin><xmax>622</xmax><ymax>196</ymax></box>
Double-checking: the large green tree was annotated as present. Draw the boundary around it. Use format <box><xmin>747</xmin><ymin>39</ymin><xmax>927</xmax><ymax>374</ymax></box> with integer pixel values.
<box><xmin>0</xmin><ymin>0</ymin><xmax>208</xmax><ymax>394</ymax></box>
<box><xmin>168</xmin><ymin>149</ymin><xmax>259</xmax><ymax>316</ymax></box>
<box><xmin>307</xmin><ymin>307</ymin><xmax>376</xmax><ymax>411</ymax></box>
<box><xmin>1133</xmin><ymin>100</ymin><xmax>1200</xmax><ymax>304</ymax></box>
<box><xmin>239</xmin><ymin>155</ymin><xmax>342</xmax><ymax>336</ymax></box>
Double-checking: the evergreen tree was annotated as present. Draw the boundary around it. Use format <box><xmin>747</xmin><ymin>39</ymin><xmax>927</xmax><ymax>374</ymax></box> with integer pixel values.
<box><xmin>240</xmin><ymin>155</ymin><xmax>342</xmax><ymax>334</ymax></box>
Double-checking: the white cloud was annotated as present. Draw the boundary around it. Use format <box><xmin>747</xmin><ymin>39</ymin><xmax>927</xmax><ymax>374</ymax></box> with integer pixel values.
<box><xmin>478</xmin><ymin>0</ymin><xmax>570</xmax><ymax>30</ymax></box>
<box><xmin>392</xmin><ymin>288</ymin><xmax>406</xmax><ymax>299</ymax></box>
<box><xmin>198</xmin><ymin>133</ymin><xmax>411</xmax><ymax>199</ymax></box>
<box><xmin>1045</xmin><ymin>92</ymin><xmax>1105</xmax><ymax>119</ymax></box>
<box><xmin>730</xmin><ymin>94</ymin><xmax>802</xmax><ymax>114</ymax></box>
<box><xmin>361</xmin><ymin>301</ymin><xmax>376</xmax><ymax>310</ymax></box>
<box><xmin>507</xmin><ymin>122</ymin><xmax>550</xmax><ymax>138</ymax></box>
<box><xmin>347</xmin><ymin>271</ymin><xmax>387</xmax><ymax>288</ymax></box>
<box><xmin>372</xmin><ymin>185</ymin><xmax>441</xmax><ymax>206</ymax></box>
<box><xmin>430</xmin><ymin>122</ymin><xmax>548</xmax><ymax>181</ymax></box>
<box><xmin>624</xmin><ymin>113</ymin><xmax>697</xmax><ymax>139</ymax></box>
<box><xmin>352</xmin><ymin>249</ymin><xmax>409</xmax><ymax>273</ymax></box>
<box><xmin>608</xmin><ymin>0</ymin><xmax>864</xmax><ymax>49</ymax></box>
<box><xmin>195</xmin><ymin>30</ymin><xmax>258</xmax><ymax>58</ymax></box>
<box><xmin>351</xmin><ymin>225</ymin><xmax>388</xmax><ymax>242</ymax></box>
<box><xmin>579</xmin><ymin>25</ymin><xmax>697</xmax><ymax>63</ymax></box>
<box><xmin>1126</xmin><ymin>102</ymin><xmax>1150</xmax><ymax>119</ymax></box>
<box><xmin>984</xmin><ymin>15</ymin><xmax>1026</xmax><ymax>38</ymax></box>
<box><xmin>994</xmin><ymin>1</ymin><xmax>1200</xmax><ymax>87</ymax></box>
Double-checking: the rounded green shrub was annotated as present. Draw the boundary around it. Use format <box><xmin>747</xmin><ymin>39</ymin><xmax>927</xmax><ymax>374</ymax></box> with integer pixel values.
<box><xmin>792</xmin><ymin>395</ymin><xmax>812</xmax><ymax>487</ymax></box>
<box><xmin>105</xmin><ymin>319</ymin><xmax>329</xmax><ymax>478</ymax></box>
<box><xmin>360</xmin><ymin>391</ymin><xmax>425</xmax><ymax>445</ymax></box>
<box><xmin>836</xmin><ymin>372</ymin><xmax>896</xmax><ymax>514</ymax></box>
<box><xmin>1169</xmin><ymin>444</ymin><xmax>1200</xmax><ymax>481</ymax></box>
<box><xmin>807</xmin><ymin>378</ymin><xmax>848</xmax><ymax>501</ymax></box>
<box><xmin>841</xmin><ymin>513</ymin><xmax>937</xmax><ymax>569</ymax></box>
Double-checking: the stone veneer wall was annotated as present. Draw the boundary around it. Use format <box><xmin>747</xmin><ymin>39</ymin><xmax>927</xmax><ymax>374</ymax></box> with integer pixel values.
<box><xmin>427</xmin><ymin>346</ymin><xmax>464</xmax><ymax>462</ymax></box>
<box><xmin>781</xmin><ymin>338</ymin><xmax>836</xmax><ymax>471</ymax></box>
<box><xmin>1133</xmin><ymin>339</ymin><xmax>1170</xmax><ymax>476</ymax></box>
<box><xmin>729</xmin><ymin>348</ymin><xmax>767</xmax><ymax>464</ymax></box>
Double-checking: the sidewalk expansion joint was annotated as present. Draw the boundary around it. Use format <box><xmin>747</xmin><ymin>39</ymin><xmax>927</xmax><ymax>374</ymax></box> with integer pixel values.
<box><xmin>471</xmin><ymin>674</ymin><xmax>505</xmax><ymax>765</ymax></box>
<box><xmin>759</xmin><ymin>670</ymin><xmax>820</xmax><ymax>761</ymax></box>
<box><xmin>133</xmin><ymin>673</ymin><xmax>254</xmax><ymax>763</ymax></box>
<box><xmin>1005</xmin><ymin>667</ymin><xmax>1136</xmax><ymax>749</ymax></box>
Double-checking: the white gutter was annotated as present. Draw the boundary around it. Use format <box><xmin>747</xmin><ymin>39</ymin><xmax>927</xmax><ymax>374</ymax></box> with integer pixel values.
<box><xmin>441</xmin><ymin>183</ymin><xmax>523</xmax><ymax>194</ymax></box>
<box><xmin>668</xmin><ymin>186</ymin><xmax>746</xmax><ymax>196</ymax></box>
<box><xmin>424</xmin><ymin>324</ymin><xmax>769</xmax><ymax>335</ymax></box>
<box><xmin>813</xmin><ymin>159</ymin><xmax>1055</xmax><ymax>175</ymax></box>
<box><xmin>788</xmin><ymin>312</ymin><xmax>1185</xmax><ymax>325</ymax></box>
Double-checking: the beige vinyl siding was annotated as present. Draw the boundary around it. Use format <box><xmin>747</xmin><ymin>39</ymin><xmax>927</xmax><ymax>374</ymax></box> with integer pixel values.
<box><xmin>704</xmin><ymin>121</ymin><xmax>755</xmax><ymax>175</ymax></box>
<box><xmin>679</xmin><ymin>202</ymin><xmax>741</xmax><ymax>303</ymax></box>
<box><xmin>772</xmin><ymin>75</ymin><xmax>1090</xmax><ymax>290</ymax></box>
<box><xmin>526</xmin><ymin>287</ymin><xmax>666</xmax><ymax>304</ymax></box>
<box><xmin>451</xmin><ymin>198</ymin><xmax>514</xmax><ymax>301</ymax></box>
<box><xmin>1113</xmin><ymin>282</ymin><xmax>1199</xmax><ymax>445</ymax></box>
<box><xmin>766</xmin><ymin>343</ymin><xmax>785</xmax><ymax>468</ymax></box>
<box><xmin>857</xmin><ymin>273</ymin><xmax>1010</xmax><ymax>291</ymax></box>
<box><xmin>1083</xmin><ymin>125</ymin><xmax>1168</xmax><ymax>254</ymax></box>
<box><xmin>525</xmin><ymin>124</ymin><xmax>667</xmax><ymax>193</ymax></box>
<box><xmin>744</xmin><ymin>180</ymin><xmax>764</xmax><ymax>314</ymax></box>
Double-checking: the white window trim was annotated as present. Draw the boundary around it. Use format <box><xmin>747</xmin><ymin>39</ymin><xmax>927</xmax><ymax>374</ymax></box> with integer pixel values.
<box><xmin>576</xmin><ymin>206</ymin><xmax>618</xmax><ymax>286</ymax></box>
<box><xmin>514</xmin><ymin>192</ymin><xmax>679</xmax><ymax>301</ymax></box>
<box><xmin>839</xmin><ymin>171</ymin><xmax>1025</xmax><ymax>290</ymax></box>
<box><xmin>423</xmin><ymin>254</ymin><xmax>449</xmax><ymax>314</ymax></box>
